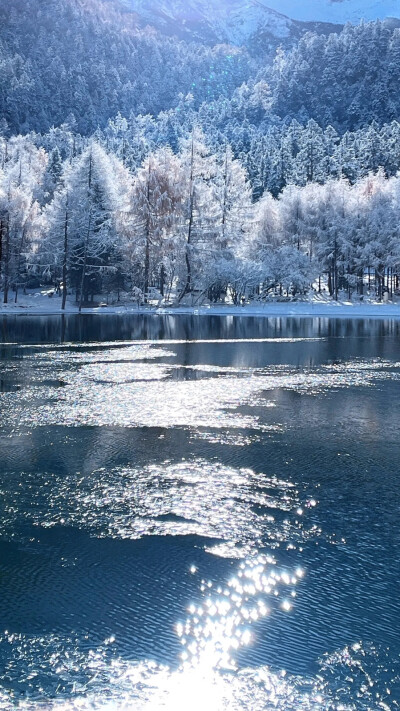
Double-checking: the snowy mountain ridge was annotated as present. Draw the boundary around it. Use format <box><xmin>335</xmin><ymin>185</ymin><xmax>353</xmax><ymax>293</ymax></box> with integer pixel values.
<box><xmin>117</xmin><ymin>0</ymin><xmax>400</xmax><ymax>46</ymax></box>
<box><xmin>263</xmin><ymin>0</ymin><xmax>400</xmax><ymax>24</ymax></box>
<box><xmin>118</xmin><ymin>0</ymin><xmax>296</xmax><ymax>45</ymax></box>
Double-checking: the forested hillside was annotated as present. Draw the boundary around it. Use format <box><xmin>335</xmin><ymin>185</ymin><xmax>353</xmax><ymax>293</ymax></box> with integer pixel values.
<box><xmin>266</xmin><ymin>21</ymin><xmax>400</xmax><ymax>130</ymax></box>
<box><xmin>1</xmin><ymin>0</ymin><xmax>400</xmax><ymax>308</ymax></box>
<box><xmin>0</xmin><ymin>0</ymin><xmax>251</xmax><ymax>134</ymax></box>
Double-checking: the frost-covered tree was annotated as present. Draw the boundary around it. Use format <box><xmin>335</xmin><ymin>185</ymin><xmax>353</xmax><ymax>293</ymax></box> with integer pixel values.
<box><xmin>43</xmin><ymin>143</ymin><xmax>124</xmax><ymax>310</ymax></box>
<box><xmin>202</xmin><ymin>144</ymin><xmax>254</xmax><ymax>301</ymax></box>
<box><xmin>0</xmin><ymin>137</ymin><xmax>46</xmax><ymax>303</ymax></box>
<box><xmin>178</xmin><ymin>129</ymin><xmax>218</xmax><ymax>299</ymax></box>
<box><xmin>123</xmin><ymin>147</ymin><xmax>186</xmax><ymax>300</ymax></box>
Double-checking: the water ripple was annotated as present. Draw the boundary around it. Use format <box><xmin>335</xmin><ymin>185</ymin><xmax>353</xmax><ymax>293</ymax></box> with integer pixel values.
<box><xmin>1</xmin><ymin>333</ymin><xmax>400</xmax><ymax>710</ymax></box>
<box><xmin>0</xmin><ymin>460</ymin><xmax>310</xmax><ymax>552</ymax></box>
<box><xmin>0</xmin><ymin>633</ymin><xmax>398</xmax><ymax>710</ymax></box>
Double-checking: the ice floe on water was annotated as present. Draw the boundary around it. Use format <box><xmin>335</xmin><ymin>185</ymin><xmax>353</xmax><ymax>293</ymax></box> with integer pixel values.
<box><xmin>1</xmin><ymin>340</ymin><xmax>400</xmax><ymax>431</ymax></box>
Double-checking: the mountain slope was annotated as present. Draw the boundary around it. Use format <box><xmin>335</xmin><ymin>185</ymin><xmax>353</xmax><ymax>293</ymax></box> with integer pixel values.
<box><xmin>265</xmin><ymin>19</ymin><xmax>400</xmax><ymax>131</ymax></box>
<box><xmin>262</xmin><ymin>0</ymin><xmax>400</xmax><ymax>24</ymax></box>
<box><xmin>118</xmin><ymin>0</ymin><xmax>341</xmax><ymax>48</ymax></box>
<box><xmin>0</xmin><ymin>0</ymin><xmax>252</xmax><ymax>135</ymax></box>
<box><xmin>119</xmin><ymin>0</ymin><xmax>292</xmax><ymax>45</ymax></box>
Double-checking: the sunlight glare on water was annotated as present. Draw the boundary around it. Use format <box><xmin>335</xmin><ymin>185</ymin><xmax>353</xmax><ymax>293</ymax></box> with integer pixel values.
<box><xmin>1</xmin><ymin>318</ymin><xmax>400</xmax><ymax>711</ymax></box>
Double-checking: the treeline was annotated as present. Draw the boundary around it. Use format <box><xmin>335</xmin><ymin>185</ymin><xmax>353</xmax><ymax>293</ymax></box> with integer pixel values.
<box><xmin>26</xmin><ymin>110</ymin><xmax>400</xmax><ymax>202</ymax></box>
<box><xmin>1</xmin><ymin>134</ymin><xmax>400</xmax><ymax>307</ymax></box>
<box><xmin>100</xmin><ymin>112</ymin><xmax>400</xmax><ymax>197</ymax></box>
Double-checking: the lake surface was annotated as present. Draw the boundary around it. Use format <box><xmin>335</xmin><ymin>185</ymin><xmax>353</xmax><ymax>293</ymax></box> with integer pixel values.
<box><xmin>0</xmin><ymin>314</ymin><xmax>399</xmax><ymax>710</ymax></box>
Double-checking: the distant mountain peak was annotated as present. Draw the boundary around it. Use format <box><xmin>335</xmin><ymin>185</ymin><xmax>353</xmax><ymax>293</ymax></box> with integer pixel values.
<box><xmin>118</xmin><ymin>0</ymin><xmax>295</xmax><ymax>45</ymax></box>
<box><xmin>258</xmin><ymin>0</ymin><xmax>400</xmax><ymax>24</ymax></box>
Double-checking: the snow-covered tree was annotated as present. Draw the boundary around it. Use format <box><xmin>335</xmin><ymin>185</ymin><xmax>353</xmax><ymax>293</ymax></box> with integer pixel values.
<box><xmin>43</xmin><ymin>143</ymin><xmax>124</xmax><ymax>310</ymax></box>
<box><xmin>123</xmin><ymin>146</ymin><xmax>186</xmax><ymax>300</ymax></box>
<box><xmin>0</xmin><ymin>137</ymin><xmax>47</xmax><ymax>303</ymax></box>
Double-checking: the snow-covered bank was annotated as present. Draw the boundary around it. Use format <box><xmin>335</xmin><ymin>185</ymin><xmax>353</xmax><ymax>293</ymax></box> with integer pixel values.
<box><xmin>151</xmin><ymin>302</ymin><xmax>400</xmax><ymax>320</ymax></box>
<box><xmin>2</xmin><ymin>292</ymin><xmax>400</xmax><ymax>319</ymax></box>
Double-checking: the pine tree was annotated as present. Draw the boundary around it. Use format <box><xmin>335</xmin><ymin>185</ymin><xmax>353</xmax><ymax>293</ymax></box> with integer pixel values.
<box><xmin>43</xmin><ymin>143</ymin><xmax>123</xmax><ymax>311</ymax></box>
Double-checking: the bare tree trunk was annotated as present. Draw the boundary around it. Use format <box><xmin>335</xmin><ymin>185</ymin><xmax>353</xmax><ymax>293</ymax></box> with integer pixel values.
<box><xmin>328</xmin><ymin>269</ymin><xmax>333</xmax><ymax>297</ymax></box>
<box><xmin>160</xmin><ymin>263</ymin><xmax>165</xmax><ymax>297</ymax></box>
<box><xmin>333</xmin><ymin>238</ymin><xmax>338</xmax><ymax>301</ymax></box>
<box><xmin>62</xmin><ymin>195</ymin><xmax>69</xmax><ymax>311</ymax></box>
<box><xmin>144</xmin><ymin>161</ymin><xmax>151</xmax><ymax>302</ymax></box>
<box><xmin>14</xmin><ymin>216</ymin><xmax>30</xmax><ymax>304</ymax></box>
<box><xmin>79</xmin><ymin>211</ymin><xmax>91</xmax><ymax>314</ymax></box>
<box><xmin>79</xmin><ymin>152</ymin><xmax>92</xmax><ymax>314</ymax></box>
<box><xmin>0</xmin><ymin>219</ymin><xmax>3</xmax><ymax>284</ymax></box>
<box><xmin>3</xmin><ymin>214</ymin><xmax>10</xmax><ymax>304</ymax></box>
<box><xmin>144</xmin><ymin>237</ymin><xmax>150</xmax><ymax>301</ymax></box>
<box><xmin>221</xmin><ymin>144</ymin><xmax>229</xmax><ymax>249</ymax></box>
<box><xmin>180</xmin><ymin>133</ymin><xmax>195</xmax><ymax>301</ymax></box>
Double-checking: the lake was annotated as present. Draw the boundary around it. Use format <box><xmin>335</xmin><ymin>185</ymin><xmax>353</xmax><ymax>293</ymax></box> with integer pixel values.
<box><xmin>0</xmin><ymin>314</ymin><xmax>399</xmax><ymax>710</ymax></box>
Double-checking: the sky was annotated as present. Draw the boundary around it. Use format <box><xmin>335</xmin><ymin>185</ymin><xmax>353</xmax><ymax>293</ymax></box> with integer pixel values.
<box><xmin>262</xmin><ymin>0</ymin><xmax>400</xmax><ymax>24</ymax></box>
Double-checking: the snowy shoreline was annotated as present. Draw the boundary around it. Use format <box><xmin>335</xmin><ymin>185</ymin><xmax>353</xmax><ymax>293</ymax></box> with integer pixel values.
<box><xmin>1</xmin><ymin>296</ymin><xmax>400</xmax><ymax>320</ymax></box>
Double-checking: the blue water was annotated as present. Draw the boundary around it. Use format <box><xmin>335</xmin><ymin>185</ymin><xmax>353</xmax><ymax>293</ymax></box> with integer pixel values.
<box><xmin>0</xmin><ymin>315</ymin><xmax>399</xmax><ymax>710</ymax></box>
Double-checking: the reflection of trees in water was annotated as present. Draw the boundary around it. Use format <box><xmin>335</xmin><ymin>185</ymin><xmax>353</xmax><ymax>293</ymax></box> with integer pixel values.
<box><xmin>1</xmin><ymin>313</ymin><xmax>400</xmax><ymax>346</ymax></box>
